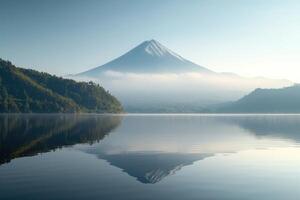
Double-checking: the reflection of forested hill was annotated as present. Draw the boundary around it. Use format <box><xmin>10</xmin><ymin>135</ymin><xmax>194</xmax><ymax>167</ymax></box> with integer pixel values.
<box><xmin>97</xmin><ymin>152</ymin><xmax>212</xmax><ymax>184</ymax></box>
<box><xmin>225</xmin><ymin>116</ymin><xmax>300</xmax><ymax>142</ymax></box>
<box><xmin>0</xmin><ymin>114</ymin><xmax>122</xmax><ymax>165</ymax></box>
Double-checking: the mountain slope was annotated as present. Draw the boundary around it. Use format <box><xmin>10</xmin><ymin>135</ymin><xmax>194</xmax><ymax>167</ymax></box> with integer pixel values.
<box><xmin>217</xmin><ymin>84</ymin><xmax>300</xmax><ymax>113</ymax></box>
<box><xmin>0</xmin><ymin>59</ymin><xmax>123</xmax><ymax>113</ymax></box>
<box><xmin>78</xmin><ymin>39</ymin><xmax>212</xmax><ymax>76</ymax></box>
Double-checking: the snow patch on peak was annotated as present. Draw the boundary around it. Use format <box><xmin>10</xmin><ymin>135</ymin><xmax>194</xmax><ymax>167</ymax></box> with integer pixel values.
<box><xmin>143</xmin><ymin>39</ymin><xmax>185</xmax><ymax>61</ymax></box>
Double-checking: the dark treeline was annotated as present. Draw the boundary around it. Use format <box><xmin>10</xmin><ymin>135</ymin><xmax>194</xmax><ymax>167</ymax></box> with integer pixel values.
<box><xmin>0</xmin><ymin>59</ymin><xmax>123</xmax><ymax>113</ymax></box>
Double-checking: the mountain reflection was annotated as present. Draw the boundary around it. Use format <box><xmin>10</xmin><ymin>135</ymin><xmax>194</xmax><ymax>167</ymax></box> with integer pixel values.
<box><xmin>98</xmin><ymin>152</ymin><xmax>212</xmax><ymax>184</ymax></box>
<box><xmin>0</xmin><ymin>114</ymin><xmax>122</xmax><ymax>165</ymax></box>
<box><xmin>81</xmin><ymin>115</ymin><xmax>300</xmax><ymax>184</ymax></box>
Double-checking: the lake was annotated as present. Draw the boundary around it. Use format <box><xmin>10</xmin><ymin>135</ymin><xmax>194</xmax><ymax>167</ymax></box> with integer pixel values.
<box><xmin>1</xmin><ymin>114</ymin><xmax>300</xmax><ymax>200</ymax></box>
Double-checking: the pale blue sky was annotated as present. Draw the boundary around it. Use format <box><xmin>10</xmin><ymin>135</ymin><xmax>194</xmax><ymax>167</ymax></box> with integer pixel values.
<box><xmin>1</xmin><ymin>0</ymin><xmax>300</xmax><ymax>81</ymax></box>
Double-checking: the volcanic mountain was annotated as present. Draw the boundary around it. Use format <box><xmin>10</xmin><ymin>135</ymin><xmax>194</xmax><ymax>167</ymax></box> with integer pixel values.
<box><xmin>73</xmin><ymin>39</ymin><xmax>292</xmax><ymax>112</ymax></box>
<box><xmin>78</xmin><ymin>39</ymin><xmax>212</xmax><ymax>76</ymax></box>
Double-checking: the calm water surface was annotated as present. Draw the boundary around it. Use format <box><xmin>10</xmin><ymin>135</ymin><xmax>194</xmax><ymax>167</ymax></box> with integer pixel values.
<box><xmin>1</xmin><ymin>114</ymin><xmax>300</xmax><ymax>200</ymax></box>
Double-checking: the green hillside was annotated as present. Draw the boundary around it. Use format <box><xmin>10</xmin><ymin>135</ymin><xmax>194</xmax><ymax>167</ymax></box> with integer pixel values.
<box><xmin>0</xmin><ymin>59</ymin><xmax>123</xmax><ymax>113</ymax></box>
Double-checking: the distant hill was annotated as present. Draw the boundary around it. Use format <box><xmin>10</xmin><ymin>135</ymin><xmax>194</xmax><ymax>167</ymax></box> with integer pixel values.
<box><xmin>217</xmin><ymin>84</ymin><xmax>300</xmax><ymax>113</ymax></box>
<box><xmin>0</xmin><ymin>59</ymin><xmax>123</xmax><ymax>113</ymax></box>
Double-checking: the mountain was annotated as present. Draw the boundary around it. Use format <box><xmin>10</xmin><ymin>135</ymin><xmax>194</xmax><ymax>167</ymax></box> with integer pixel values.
<box><xmin>72</xmin><ymin>39</ymin><xmax>292</xmax><ymax>112</ymax></box>
<box><xmin>78</xmin><ymin>39</ymin><xmax>212</xmax><ymax>76</ymax></box>
<box><xmin>0</xmin><ymin>59</ymin><xmax>123</xmax><ymax>113</ymax></box>
<box><xmin>217</xmin><ymin>84</ymin><xmax>300</xmax><ymax>113</ymax></box>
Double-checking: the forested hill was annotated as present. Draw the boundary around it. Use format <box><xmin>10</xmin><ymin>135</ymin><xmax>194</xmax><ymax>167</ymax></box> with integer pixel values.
<box><xmin>0</xmin><ymin>59</ymin><xmax>123</xmax><ymax>113</ymax></box>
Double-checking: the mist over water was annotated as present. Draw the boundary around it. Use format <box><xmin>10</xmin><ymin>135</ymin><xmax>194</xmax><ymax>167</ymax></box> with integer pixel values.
<box><xmin>73</xmin><ymin>71</ymin><xmax>292</xmax><ymax>111</ymax></box>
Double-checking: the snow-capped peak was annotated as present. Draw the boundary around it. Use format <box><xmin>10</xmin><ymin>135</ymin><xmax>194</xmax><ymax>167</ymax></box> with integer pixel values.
<box><xmin>142</xmin><ymin>39</ymin><xmax>185</xmax><ymax>61</ymax></box>
<box><xmin>77</xmin><ymin>39</ymin><xmax>213</xmax><ymax>75</ymax></box>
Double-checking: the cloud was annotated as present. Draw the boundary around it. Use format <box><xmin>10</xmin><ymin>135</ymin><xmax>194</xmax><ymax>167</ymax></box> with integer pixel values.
<box><xmin>71</xmin><ymin>71</ymin><xmax>292</xmax><ymax>107</ymax></box>
<box><xmin>101</xmin><ymin>70</ymin><xmax>291</xmax><ymax>91</ymax></box>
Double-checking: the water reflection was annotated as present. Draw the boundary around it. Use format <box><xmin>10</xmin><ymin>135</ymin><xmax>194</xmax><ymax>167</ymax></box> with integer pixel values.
<box><xmin>81</xmin><ymin>115</ymin><xmax>300</xmax><ymax>184</ymax></box>
<box><xmin>99</xmin><ymin>152</ymin><xmax>212</xmax><ymax>184</ymax></box>
<box><xmin>225</xmin><ymin>115</ymin><xmax>300</xmax><ymax>142</ymax></box>
<box><xmin>0</xmin><ymin>114</ymin><xmax>122</xmax><ymax>165</ymax></box>
<box><xmin>2</xmin><ymin>114</ymin><xmax>300</xmax><ymax>186</ymax></box>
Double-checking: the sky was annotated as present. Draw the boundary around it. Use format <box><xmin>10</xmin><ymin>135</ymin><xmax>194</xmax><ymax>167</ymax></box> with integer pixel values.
<box><xmin>0</xmin><ymin>0</ymin><xmax>300</xmax><ymax>81</ymax></box>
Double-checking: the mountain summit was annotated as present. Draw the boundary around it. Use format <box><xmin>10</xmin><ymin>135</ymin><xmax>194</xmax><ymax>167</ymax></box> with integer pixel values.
<box><xmin>78</xmin><ymin>39</ymin><xmax>212</xmax><ymax>76</ymax></box>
